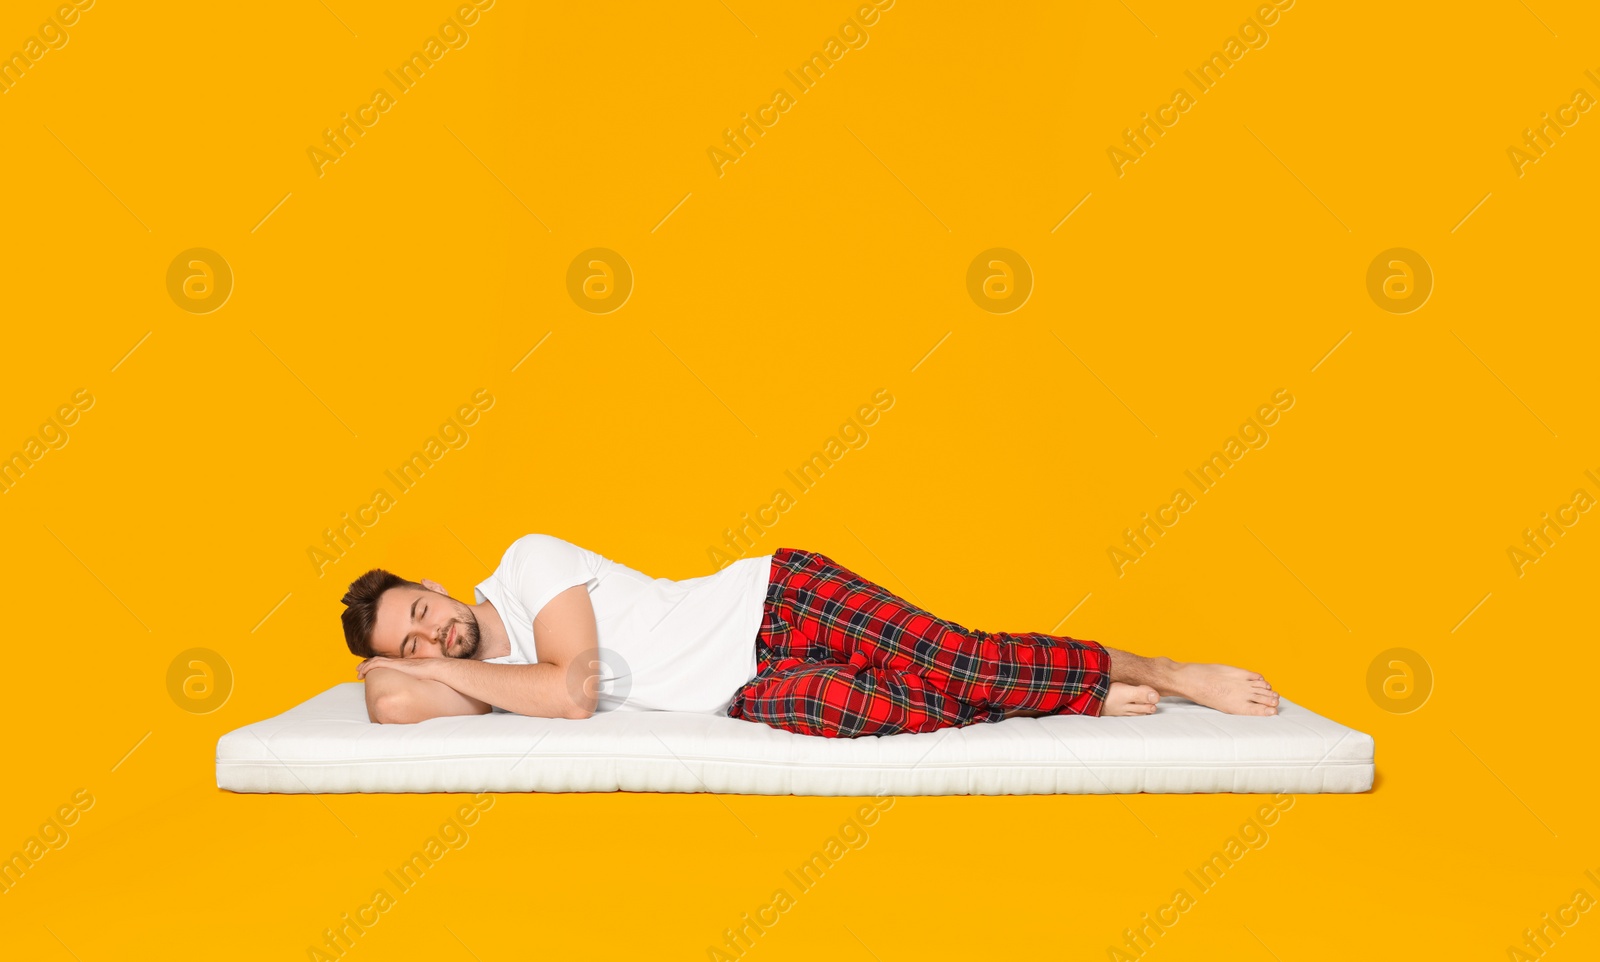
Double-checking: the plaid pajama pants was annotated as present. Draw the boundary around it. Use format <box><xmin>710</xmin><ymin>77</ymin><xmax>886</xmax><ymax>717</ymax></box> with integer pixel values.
<box><xmin>726</xmin><ymin>547</ymin><xmax>1111</xmax><ymax>738</ymax></box>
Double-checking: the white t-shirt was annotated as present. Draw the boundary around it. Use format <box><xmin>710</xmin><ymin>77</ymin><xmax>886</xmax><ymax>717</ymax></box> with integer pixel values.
<box><xmin>472</xmin><ymin>533</ymin><xmax>772</xmax><ymax>715</ymax></box>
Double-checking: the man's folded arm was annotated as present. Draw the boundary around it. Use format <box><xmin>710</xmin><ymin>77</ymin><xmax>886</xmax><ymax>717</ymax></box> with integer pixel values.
<box><xmin>364</xmin><ymin>667</ymin><xmax>492</xmax><ymax>724</ymax></box>
<box><xmin>425</xmin><ymin>583</ymin><xmax>602</xmax><ymax>720</ymax></box>
<box><xmin>361</xmin><ymin>584</ymin><xmax>600</xmax><ymax>724</ymax></box>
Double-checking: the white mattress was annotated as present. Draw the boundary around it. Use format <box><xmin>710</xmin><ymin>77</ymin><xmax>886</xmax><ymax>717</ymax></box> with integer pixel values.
<box><xmin>216</xmin><ymin>683</ymin><xmax>1374</xmax><ymax>795</ymax></box>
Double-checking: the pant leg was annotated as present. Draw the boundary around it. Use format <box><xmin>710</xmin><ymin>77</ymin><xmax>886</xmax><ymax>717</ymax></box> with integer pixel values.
<box><xmin>726</xmin><ymin>659</ymin><xmax>970</xmax><ymax>737</ymax></box>
<box><xmin>727</xmin><ymin>549</ymin><xmax>967</xmax><ymax>736</ymax></box>
<box><xmin>727</xmin><ymin>547</ymin><xmax>1111</xmax><ymax>737</ymax></box>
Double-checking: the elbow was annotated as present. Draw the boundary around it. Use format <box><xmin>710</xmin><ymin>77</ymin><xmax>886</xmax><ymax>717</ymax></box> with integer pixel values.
<box><xmin>561</xmin><ymin>666</ymin><xmax>598</xmax><ymax>719</ymax></box>
<box><xmin>369</xmin><ymin>690</ymin><xmax>415</xmax><ymax>725</ymax></box>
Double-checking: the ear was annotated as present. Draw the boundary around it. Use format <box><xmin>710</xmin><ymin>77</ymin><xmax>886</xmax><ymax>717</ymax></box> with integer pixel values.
<box><xmin>420</xmin><ymin>578</ymin><xmax>447</xmax><ymax>594</ymax></box>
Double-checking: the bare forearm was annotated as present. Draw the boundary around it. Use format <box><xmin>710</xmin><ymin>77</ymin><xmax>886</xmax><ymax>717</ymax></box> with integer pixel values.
<box><xmin>429</xmin><ymin>658</ymin><xmax>593</xmax><ymax>719</ymax></box>
<box><xmin>365</xmin><ymin>667</ymin><xmax>489</xmax><ymax>724</ymax></box>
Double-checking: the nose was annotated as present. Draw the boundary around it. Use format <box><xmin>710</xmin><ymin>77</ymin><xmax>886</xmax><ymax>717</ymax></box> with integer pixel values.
<box><xmin>413</xmin><ymin>624</ymin><xmax>446</xmax><ymax>658</ymax></box>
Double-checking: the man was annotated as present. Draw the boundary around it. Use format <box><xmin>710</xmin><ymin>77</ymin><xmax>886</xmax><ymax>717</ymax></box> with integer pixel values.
<box><xmin>343</xmin><ymin>533</ymin><xmax>1279</xmax><ymax>737</ymax></box>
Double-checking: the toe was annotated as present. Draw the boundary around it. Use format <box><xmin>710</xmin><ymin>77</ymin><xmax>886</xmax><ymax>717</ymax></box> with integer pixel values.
<box><xmin>1145</xmin><ymin>688</ymin><xmax>1160</xmax><ymax>703</ymax></box>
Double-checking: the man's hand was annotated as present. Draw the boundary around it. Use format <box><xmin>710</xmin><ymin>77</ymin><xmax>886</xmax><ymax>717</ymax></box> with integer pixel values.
<box><xmin>357</xmin><ymin>656</ymin><xmax>439</xmax><ymax>683</ymax></box>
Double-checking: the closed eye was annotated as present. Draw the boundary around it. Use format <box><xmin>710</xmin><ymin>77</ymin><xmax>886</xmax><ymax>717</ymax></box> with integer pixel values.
<box><xmin>404</xmin><ymin>602</ymin><xmax>429</xmax><ymax>657</ymax></box>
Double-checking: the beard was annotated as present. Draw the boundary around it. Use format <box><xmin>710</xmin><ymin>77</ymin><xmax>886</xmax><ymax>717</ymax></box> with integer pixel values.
<box><xmin>443</xmin><ymin>611</ymin><xmax>481</xmax><ymax>658</ymax></box>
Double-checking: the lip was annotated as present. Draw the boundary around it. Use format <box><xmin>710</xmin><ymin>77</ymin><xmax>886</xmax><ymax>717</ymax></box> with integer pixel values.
<box><xmin>445</xmin><ymin>623</ymin><xmax>455</xmax><ymax>649</ymax></box>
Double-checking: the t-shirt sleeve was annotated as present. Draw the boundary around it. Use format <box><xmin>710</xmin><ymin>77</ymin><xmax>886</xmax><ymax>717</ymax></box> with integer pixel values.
<box><xmin>505</xmin><ymin>533</ymin><xmax>600</xmax><ymax>640</ymax></box>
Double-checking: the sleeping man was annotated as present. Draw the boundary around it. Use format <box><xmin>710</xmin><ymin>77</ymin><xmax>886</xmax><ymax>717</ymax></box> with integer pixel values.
<box><xmin>343</xmin><ymin>533</ymin><xmax>1280</xmax><ymax>737</ymax></box>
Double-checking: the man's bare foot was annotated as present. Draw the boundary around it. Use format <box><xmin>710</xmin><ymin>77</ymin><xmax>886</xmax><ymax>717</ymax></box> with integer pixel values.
<box><xmin>1170</xmin><ymin>663</ymin><xmax>1280</xmax><ymax>716</ymax></box>
<box><xmin>1100</xmin><ymin>682</ymin><xmax>1161</xmax><ymax>717</ymax></box>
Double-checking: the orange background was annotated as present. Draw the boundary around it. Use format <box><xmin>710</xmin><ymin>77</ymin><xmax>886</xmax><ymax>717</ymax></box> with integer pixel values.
<box><xmin>2</xmin><ymin>0</ymin><xmax>1596</xmax><ymax>957</ymax></box>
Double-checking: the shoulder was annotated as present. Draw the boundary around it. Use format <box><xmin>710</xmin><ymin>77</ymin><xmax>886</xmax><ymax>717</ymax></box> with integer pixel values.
<box><xmin>500</xmin><ymin>533</ymin><xmax>593</xmax><ymax>568</ymax></box>
<box><xmin>506</xmin><ymin>532</ymin><xmax>567</xmax><ymax>553</ymax></box>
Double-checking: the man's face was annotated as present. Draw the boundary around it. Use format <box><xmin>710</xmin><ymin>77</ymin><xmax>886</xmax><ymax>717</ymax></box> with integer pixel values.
<box><xmin>371</xmin><ymin>583</ymin><xmax>481</xmax><ymax>659</ymax></box>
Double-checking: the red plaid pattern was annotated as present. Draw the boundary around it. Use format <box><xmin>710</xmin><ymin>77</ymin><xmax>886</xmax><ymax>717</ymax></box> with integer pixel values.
<box><xmin>726</xmin><ymin>548</ymin><xmax>1111</xmax><ymax>737</ymax></box>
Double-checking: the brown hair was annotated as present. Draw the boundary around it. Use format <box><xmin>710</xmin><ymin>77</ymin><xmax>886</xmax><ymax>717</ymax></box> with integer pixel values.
<box><xmin>340</xmin><ymin>568</ymin><xmax>421</xmax><ymax>658</ymax></box>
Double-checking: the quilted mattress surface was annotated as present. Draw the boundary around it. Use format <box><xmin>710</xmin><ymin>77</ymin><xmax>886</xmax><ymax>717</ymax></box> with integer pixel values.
<box><xmin>212</xmin><ymin>681</ymin><xmax>1369</xmax><ymax>793</ymax></box>
<box><xmin>215</xmin><ymin>683</ymin><xmax>1374</xmax><ymax>795</ymax></box>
